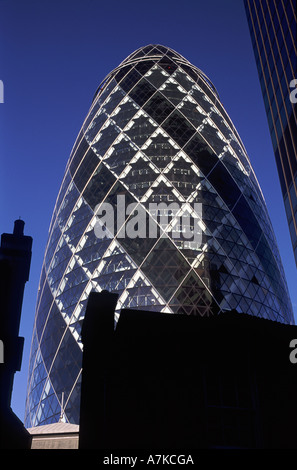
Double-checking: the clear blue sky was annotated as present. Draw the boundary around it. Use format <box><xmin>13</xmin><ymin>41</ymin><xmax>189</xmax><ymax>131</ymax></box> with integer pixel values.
<box><xmin>1</xmin><ymin>0</ymin><xmax>296</xmax><ymax>422</ymax></box>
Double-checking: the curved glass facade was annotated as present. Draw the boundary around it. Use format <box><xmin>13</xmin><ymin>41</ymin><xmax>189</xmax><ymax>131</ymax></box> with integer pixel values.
<box><xmin>25</xmin><ymin>44</ymin><xmax>294</xmax><ymax>427</ymax></box>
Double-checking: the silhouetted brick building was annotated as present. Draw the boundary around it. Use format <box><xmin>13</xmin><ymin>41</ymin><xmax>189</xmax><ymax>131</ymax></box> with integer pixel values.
<box><xmin>79</xmin><ymin>291</ymin><xmax>297</xmax><ymax>449</ymax></box>
<box><xmin>0</xmin><ymin>220</ymin><xmax>32</xmax><ymax>449</ymax></box>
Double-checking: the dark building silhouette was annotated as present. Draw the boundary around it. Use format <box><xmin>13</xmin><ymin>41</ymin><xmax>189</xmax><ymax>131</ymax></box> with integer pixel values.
<box><xmin>79</xmin><ymin>290</ymin><xmax>118</xmax><ymax>450</ymax></box>
<box><xmin>244</xmin><ymin>0</ymin><xmax>297</xmax><ymax>264</ymax></box>
<box><xmin>0</xmin><ymin>220</ymin><xmax>32</xmax><ymax>449</ymax></box>
<box><xmin>79</xmin><ymin>290</ymin><xmax>297</xmax><ymax>449</ymax></box>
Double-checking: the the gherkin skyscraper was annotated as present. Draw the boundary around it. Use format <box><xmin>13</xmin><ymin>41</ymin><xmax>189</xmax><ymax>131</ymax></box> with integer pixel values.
<box><xmin>25</xmin><ymin>44</ymin><xmax>294</xmax><ymax>427</ymax></box>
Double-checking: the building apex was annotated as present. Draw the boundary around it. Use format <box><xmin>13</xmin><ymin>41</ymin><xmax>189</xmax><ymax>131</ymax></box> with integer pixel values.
<box><xmin>122</xmin><ymin>43</ymin><xmax>188</xmax><ymax>64</ymax></box>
